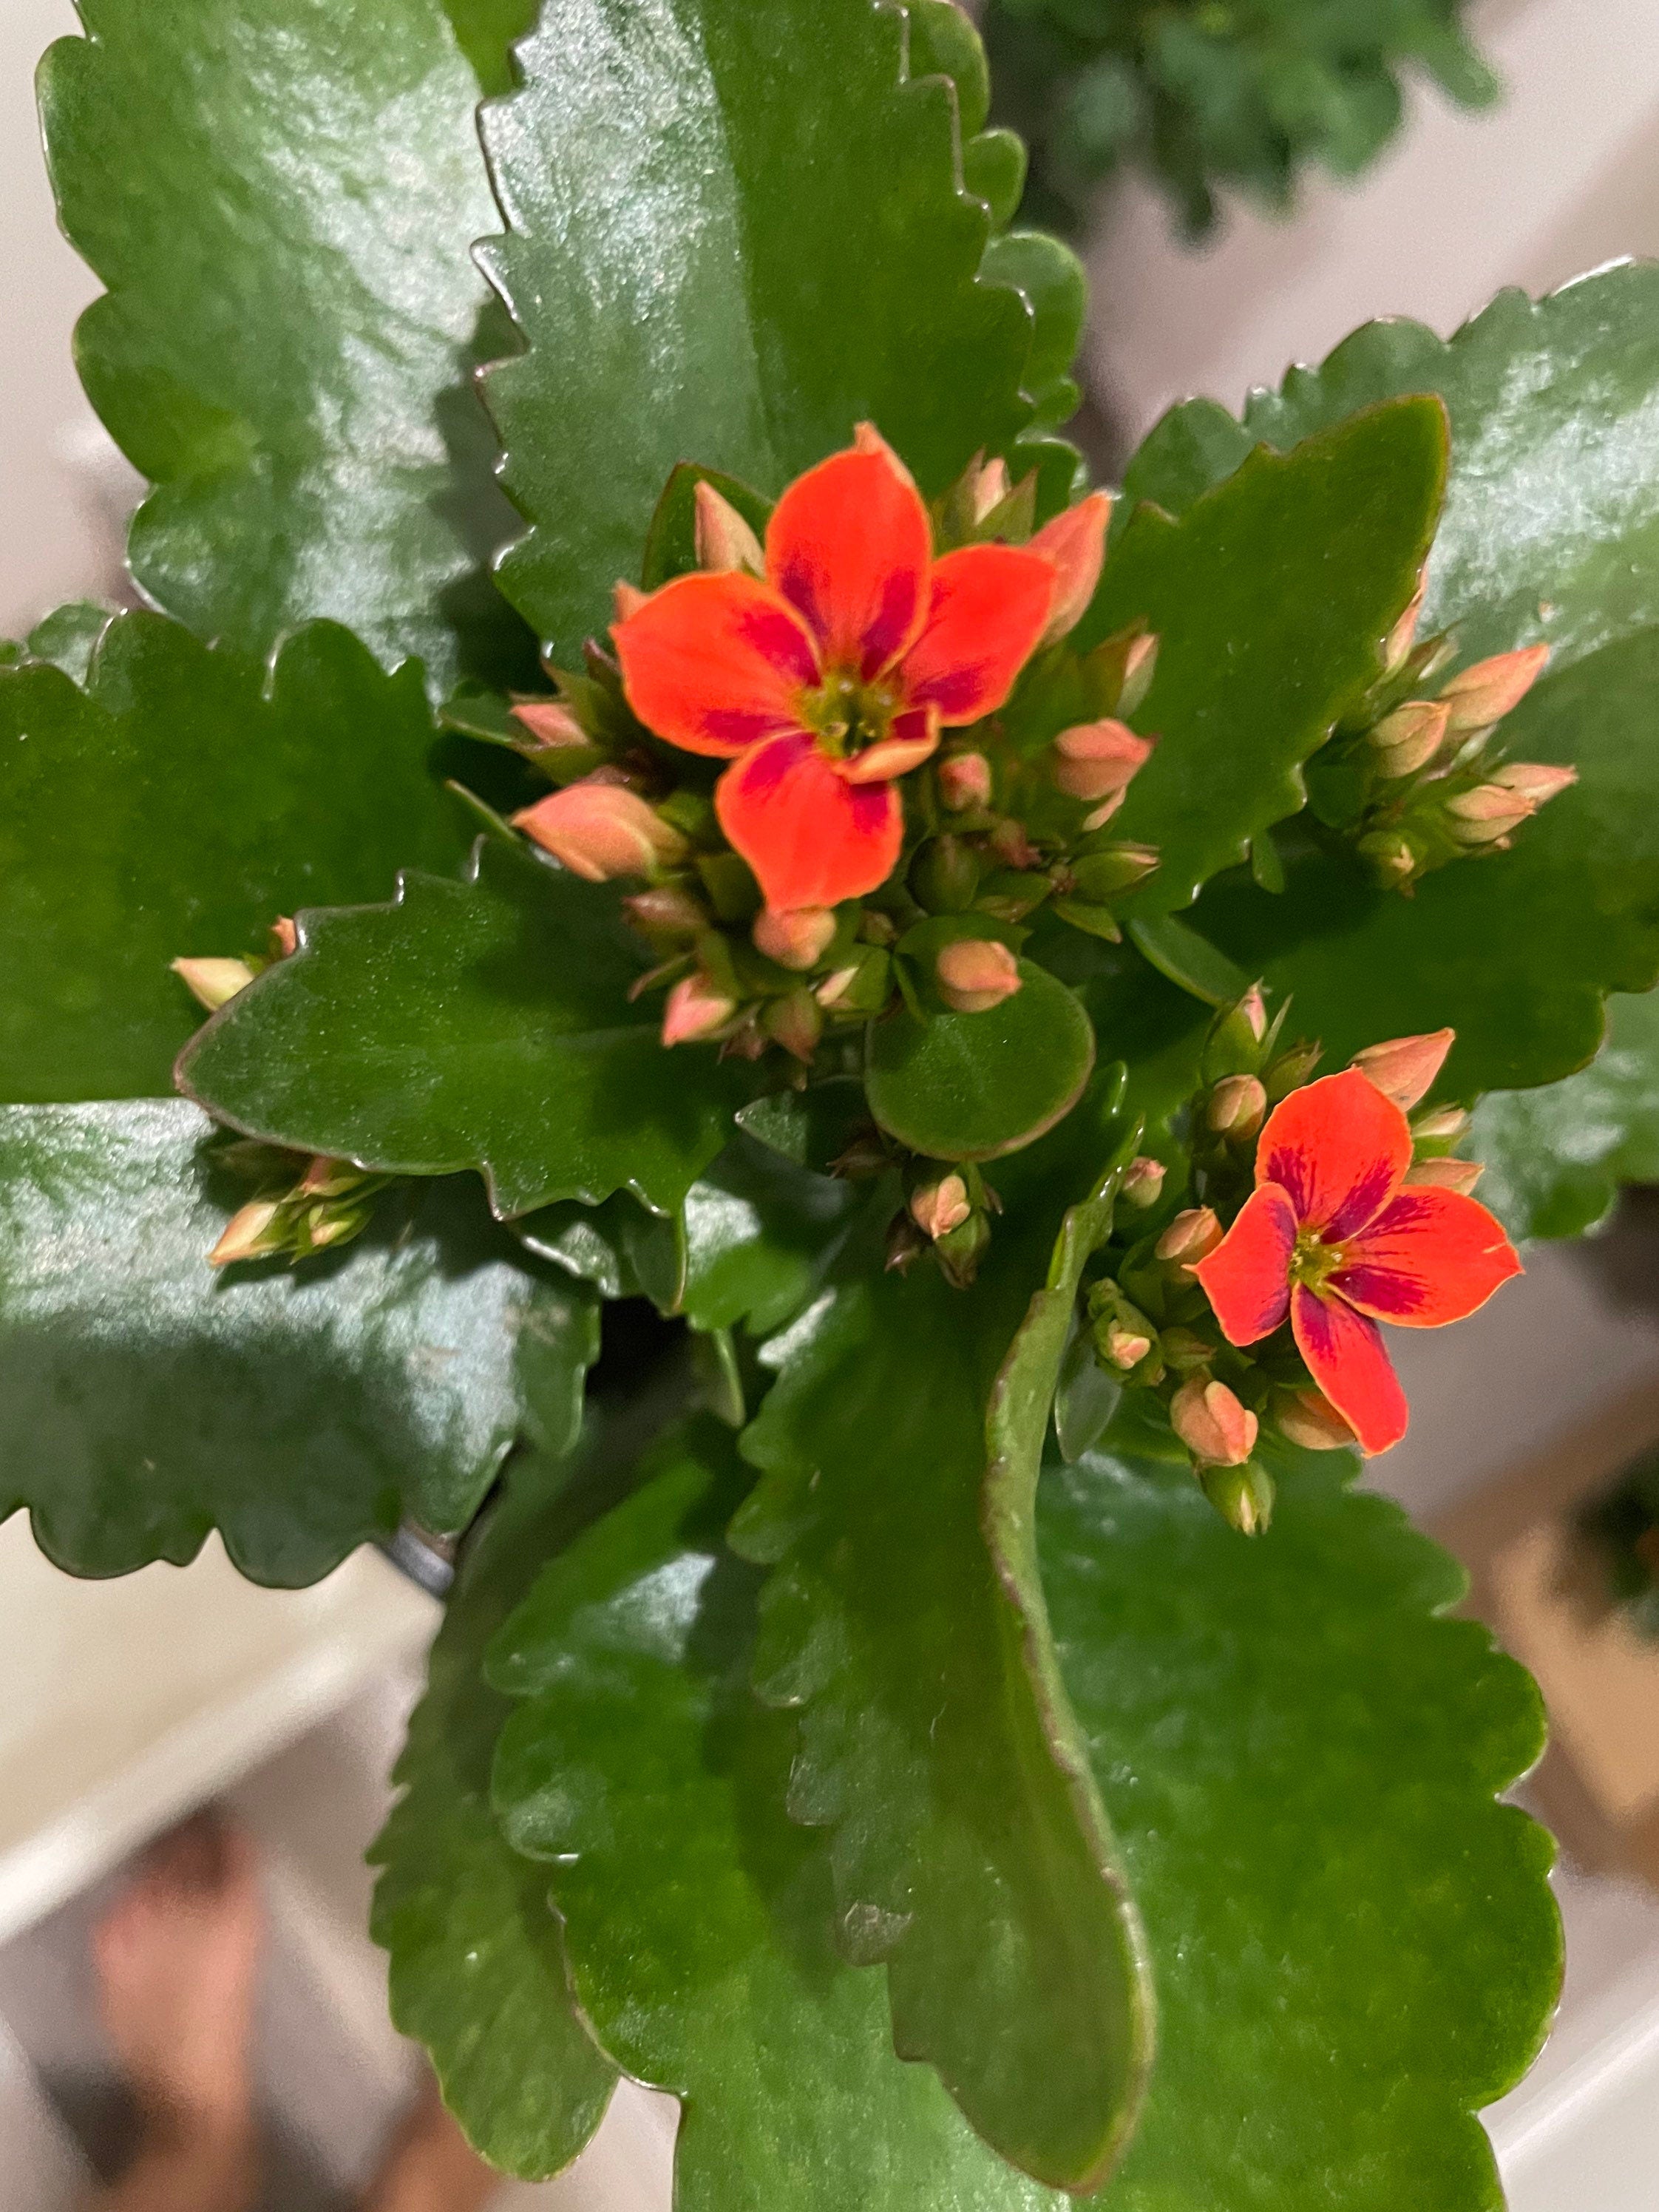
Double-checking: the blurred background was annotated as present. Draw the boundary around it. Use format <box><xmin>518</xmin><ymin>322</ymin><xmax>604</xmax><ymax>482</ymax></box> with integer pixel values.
<box><xmin>7</xmin><ymin>0</ymin><xmax>1659</xmax><ymax>2205</ymax></box>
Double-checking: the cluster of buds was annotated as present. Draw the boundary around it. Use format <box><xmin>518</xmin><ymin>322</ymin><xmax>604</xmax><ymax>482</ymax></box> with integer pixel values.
<box><xmin>887</xmin><ymin>1158</ymin><xmax>1002</xmax><ymax>1288</ymax></box>
<box><xmin>1352</xmin><ymin>1025</ymin><xmax>1484</xmax><ymax>1193</ymax></box>
<box><xmin>1308</xmin><ymin>574</ymin><xmax>1574</xmax><ymax>892</ymax></box>
<box><xmin>1184</xmin><ymin>983</ymin><xmax>1322</xmax><ymax>1216</ymax></box>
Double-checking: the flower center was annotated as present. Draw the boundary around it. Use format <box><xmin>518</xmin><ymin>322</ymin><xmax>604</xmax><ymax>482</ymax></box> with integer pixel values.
<box><xmin>799</xmin><ymin>668</ymin><xmax>901</xmax><ymax>759</ymax></box>
<box><xmin>1289</xmin><ymin>1225</ymin><xmax>1346</xmax><ymax>1295</ymax></box>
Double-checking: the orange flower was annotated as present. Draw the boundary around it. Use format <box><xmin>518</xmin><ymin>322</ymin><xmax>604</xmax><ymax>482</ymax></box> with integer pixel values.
<box><xmin>612</xmin><ymin>430</ymin><xmax>1072</xmax><ymax>914</ymax></box>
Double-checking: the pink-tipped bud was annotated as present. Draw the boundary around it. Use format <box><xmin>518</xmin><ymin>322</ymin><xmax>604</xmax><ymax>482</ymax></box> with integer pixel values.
<box><xmin>1351</xmin><ymin>1028</ymin><xmax>1454</xmax><ymax>1110</ymax></box>
<box><xmin>815</xmin><ymin>965</ymin><xmax>862</xmax><ymax>1012</ymax></box>
<box><xmin>1120</xmin><ymin>1155</ymin><xmax>1166</xmax><ymax>1209</ymax></box>
<box><xmin>911</xmin><ymin>1173</ymin><xmax>972</xmax><ymax>1241</ymax></box>
<box><xmin>1405</xmin><ymin>1156</ymin><xmax>1485</xmax><ymax>1194</ymax></box>
<box><xmin>1207</xmin><ymin>1073</ymin><xmax>1266</xmax><ymax>1141</ymax></box>
<box><xmin>1170</xmin><ymin>1377</ymin><xmax>1258</xmax><ymax>1468</ymax></box>
<box><xmin>1156</xmin><ymin>1206</ymin><xmax>1223</xmax><ymax>1273</ymax></box>
<box><xmin>613</xmin><ymin>580</ymin><xmax>648</xmax><ymax>623</ymax></box>
<box><xmin>1103</xmin><ymin>1321</ymin><xmax>1153</xmax><ymax>1371</ymax></box>
<box><xmin>937</xmin><ymin>750</ymin><xmax>993</xmax><ymax>812</ymax></box>
<box><xmin>1118</xmin><ymin>631</ymin><xmax>1160</xmax><ymax>717</ymax></box>
<box><xmin>513</xmin><ymin>781</ymin><xmax>687</xmax><ymax>881</ymax></box>
<box><xmin>1488</xmin><ymin>761</ymin><xmax>1577</xmax><ymax>809</ymax></box>
<box><xmin>935</xmin><ymin>937</ymin><xmax>1022</xmax><ymax>1014</ymax></box>
<box><xmin>853</xmin><ymin>421</ymin><xmax>917</xmax><ymax>489</ymax></box>
<box><xmin>1029</xmin><ymin>490</ymin><xmax>1112</xmax><ymax>644</ymax></box>
<box><xmin>971</xmin><ymin>455</ymin><xmax>1011</xmax><ymax>523</ymax></box>
<box><xmin>1275</xmin><ymin>1388</ymin><xmax>1355</xmax><ymax>1453</ymax></box>
<box><xmin>1358</xmin><ymin>832</ymin><xmax>1417</xmax><ymax>886</ymax></box>
<box><xmin>662</xmin><ymin>972</ymin><xmax>736</xmax><ymax>1047</ymax></box>
<box><xmin>988</xmin><ymin>818</ymin><xmax>1040</xmax><ymax>870</ymax></box>
<box><xmin>1443</xmin><ymin>783</ymin><xmax>1534</xmax><ymax>844</ymax></box>
<box><xmin>763</xmin><ymin>987</ymin><xmax>824</xmax><ymax>1064</ymax></box>
<box><xmin>1383</xmin><ymin>573</ymin><xmax>1428</xmax><ymax>674</ymax></box>
<box><xmin>622</xmin><ymin>884</ymin><xmax>706</xmax><ymax>943</ymax></box>
<box><xmin>209</xmin><ymin>1198</ymin><xmax>283</xmax><ymax>1269</ymax></box>
<box><xmin>1051</xmin><ymin>719</ymin><xmax>1154</xmax><ymax>804</ymax></box>
<box><xmin>172</xmin><ymin>957</ymin><xmax>256</xmax><ymax>1013</ymax></box>
<box><xmin>1368</xmin><ymin>699</ymin><xmax>1450</xmax><ymax>778</ymax></box>
<box><xmin>511</xmin><ymin>699</ymin><xmax>591</xmax><ymax>752</ymax></box>
<box><xmin>298</xmin><ymin>1156</ymin><xmax>360</xmax><ymax>1198</ymax></box>
<box><xmin>753</xmin><ymin>905</ymin><xmax>837</xmax><ymax>971</ymax></box>
<box><xmin>271</xmin><ymin>916</ymin><xmax>298</xmax><ymax>959</ymax></box>
<box><xmin>1439</xmin><ymin>643</ymin><xmax>1550</xmax><ymax>733</ymax></box>
<box><xmin>1411</xmin><ymin>1104</ymin><xmax>1469</xmax><ymax>1143</ymax></box>
<box><xmin>838</xmin><ymin>726</ymin><xmax>939</xmax><ymax>783</ymax></box>
<box><xmin>693</xmin><ymin>480</ymin><xmax>764</xmax><ymax>575</ymax></box>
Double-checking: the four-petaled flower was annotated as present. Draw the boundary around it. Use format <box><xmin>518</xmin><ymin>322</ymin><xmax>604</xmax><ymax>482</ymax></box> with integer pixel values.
<box><xmin>612</xmin><ymin>429</ymin><xmax>1101</xmax><ymax>915</ymax></box>
<box><xmin>1192</xmin><ymin>1066</ymin><xmax>1521</xmax><ymax>1455</ymax></box>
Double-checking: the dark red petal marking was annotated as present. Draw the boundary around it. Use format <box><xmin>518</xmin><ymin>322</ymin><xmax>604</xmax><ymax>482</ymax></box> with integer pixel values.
<box><xmin>1192</xmin><ymin>1183</ymin><xmax>1297</xmax><ymax>1346</ymax></box>
<box><xmin>900</xmin><ymin>544</ymin><xmax>1055</xmax><ymax>725</ymax></box>
<box><xmin>1256</xmin><ymin>1068</ymin><xmax>1412</xmax><ymax>1240</ymax></box>
<box><xmin>766</xmin><ymin>447</ymin><xmax>932</xmax><ymax>679</ymax></box>
<box><xmin>1332</xmin><ymin>1185</ymin><xmax>1523</xmax><ymax>1328</ymax></box>
<box><xmin>614</xmin><ymin>571</ymin><xmax>818</xmax><ymax>759</ymax></box>
<box><xmin>1291</xmin><ymin>1284</ymin><xmax>1408</xmax><ymax>1456</ymax></box>
<box><xmin>716</xmin><ymin>732</ymin><xmax>902</xmax><ymax>911</ymax></box>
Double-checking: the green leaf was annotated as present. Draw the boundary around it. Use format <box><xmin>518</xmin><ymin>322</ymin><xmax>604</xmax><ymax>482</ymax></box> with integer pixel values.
<box><xmin>491</xmin><ymin>1417</ymin><xmax>1065</xmax><ymax>2211</ymax></box>
<box><xmin>1123</xmin><ymin>914</ymin><xmax>1249</xmax><ymax>1008</ymax></box>
<box><xmin>866</xmin><ymin>960</ymin><xmax>1096</xmax><ymax>1161</ymax></box>
<box><xmin>41</xmin><ymin>0</ymin><xmax>534</xmax><ymax>696</ymax></box>
<box><xmin>0</xmin><ymin>1100</ymin><xmax>596</xmax><ymax>1584</ymax></box>
<box><xmin>1079</xmin><ymin>400</ymin><xmax>1447</xmax><ymax>915</ymax></box>
<box><xmin>680</xmin><ymin>1134</ymin><xmax>864</xmax><ymax>1334</ymax></box>
<box><xmin>24</xmin><ymin>600</ymin><xmax>115</xmax><ymax>682</ymax></box>
<box><xmin>1045</xmin><ymin>1443</ymin><xmax>1560</xmax><ymax>2210</ymax></box>
<box><xmin>479</xmin><ymin>0</ymin><xmax>1071</xmax><ymax>659</ymax></box>
<box><xmin>0</xmin><ymin>612</ymin><xmax>469</xmax><ymax>1105</ymax></box>
<box><xmin>371</xmin><ymin>1442</ymin><xmax>620</xmax><ymax>2178</ymax></box>
<box><xmin>440</xmin><ymin>0</ymin><xmax>540</xmax><ymax>95</ymax></box>
<box><xmin>179</xmin><ymin>837</ymin><xmax>749</xmax><ymax>1218</ymax></box>
<box><xmin>730</xmin><ymin>1178</ymin><xmax>1152</xmax><ymax>2191</ymax></box>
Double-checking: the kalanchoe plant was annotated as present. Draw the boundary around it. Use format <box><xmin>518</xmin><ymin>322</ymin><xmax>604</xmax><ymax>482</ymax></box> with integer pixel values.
<box><xmin>16</xmin><ymin>0</ymin><xmax>1659</xmax><ymax>2203</ymax></box>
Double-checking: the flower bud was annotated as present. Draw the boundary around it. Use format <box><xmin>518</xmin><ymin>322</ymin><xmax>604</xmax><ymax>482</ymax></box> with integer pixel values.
<box><xmin>1439</xmin><ymin>643</ymin><xmax>1550</xmax><ymax>733</ymax></box>
<box><xmin>1069</xmin><ymin>844</ymin><xmax>1159</xmax><ymax>901</ymax></box>
<box><xmin>1275</xmin><ymin>1387</ymin><xmax>1355</xmax><ymax>1452</ymax></box>
<box><xmin>753</xmin><ymin>905</ymin><xmax>837</xmax><ymax>971</ymax></box>
<box><xmin>815</xmin><ymin>948</ymin><xmax>892</xmax><ymax>1015</ymax></box>
<box><xmin>172</xmin><ymin>957</ymin><xmax>257</xmax><ymax>1013</ymax></box>
<box><xmin>937</xmin><ymin>750</ymin><xmax>992</xmax><ymax>812</ymax></box>
<box><xmin>1443</xmin><ymin>783</ymin><xmax>1533</xmax><ymax>844</ymax></box>
<box><xmin>1029</xmin><ymin>490</ymin><xmax>1112</xmax><ymax>644</ymax></box>
<box><xmin>271</xmin><ymin>917</ymin><xmax>298</xmax><ymax>959</ymax></box>
<box><xmin>1368</xmin><ymin>698</ymin><xmax>1450</xmax><ymax>778</ymax></box>
<box><xmin>693</xmin><ymin>479</ymin><xmax>765</xmax><ymax>574</ymax></box>
<box><xmin>1051</xmin><ymin>719</ymin><xmax>1154</xmax><ymax>804</ymax></box>
<box><xmin>1263</xmin><ymin>1038</ymin><xmax>1323</xmax><ymax>1102</ymax></box>
<box><xmin>662</xmin><ymin>972</ymin><xmax>736</xmax><ymax>1047</ymax></box>
<box><xmin>1118</xmin><ymin>631</ymin><xmax>1160</xmax><ymax>718</ymax></box>
<box><xmin>1202</xmin><ymin>985</ymin><xmax>1269</xmax><ymax>1079</ymax></box>
<box><xmin>298</xmin><ymin>1156</ymin><xmax>364</xmax><ymax>1198</ymax></box>
<box><xmin>935</xmin><ymin>937</ymin><xmax>1022</xmax><ymax>1014</ymax></box>
<box><xmin>1405</xmin><ymin>1156</ymin><xmax>1485</xmax><ymax>1194</ymax></box>
<box><xmin>911</xmin><ymin>1173</ymin><xmax>972</xmax><ymax>1241</ymax></box>
<box><xmin>854</xmin><ymin>420</ymin><xmax>917</xmax><ymax>488</ymax></box>
<box><xmin>762</xmin><ymin>986</ymin><xmax>824</xmax><ymax>1063</ymax></box>
<box><xmin>838</xmin><ymin>727</ymin><xmax>940</xmax><ymax>783</ymax></box>
<box><xmin>935</xmin><ymin>1208</ymin><xmax>993</xmax><ymax>1289</ymax></box>
<box><xmin>511</xmin><ymin>699</ymin><xmax>591</xmax><ymax>752</ymax></box>
<box><xmin>1207</xmin><ymin>1073</ymin><xmax>1266</xmax><ymax>1141</ymax></box>
<box><xmin>1383</xmin><ymin>574</ymin><xmax>1428</xmax><ymax>674</ymax></box>
<box><xmin>1159</xmin><ymin>1327</ymin><xmax>1214</xmax><ymax>1373</ymax></box>
<box><xmin>613</xmin><ymin>580</ymin><xmax>648</xmax><ymax>622</ymax></box>
<box><xmin>1156</xmin><ymin>1206</ymin><xmax>1223</xmax><ymax>1274</ymax></box>
<box><xmin>1119</xmin><ymin>1155</ymin><xmax>1166</xmax><ymax>1208</ymax></box>
<box><xmin>1350</xmin><ymin>1028</ymin><xmax>1453</xmax><ymax>1110</ymax></box>
<box><xmin>209</xmin><ymin>1198</ymin><xmax>284</xmax><ymax>1269</ymax></box>
<box><xmin>1102</xmin><ymin>1320</ymin><xmax>1153</xmax><ymax>1371</ymax></box>
<box><xmin>513</xmin><ymin>781</ymin><xmax>687</xmax><ymax>881</ymax></box>
<box><xmin>910</xmin><ymin>834</ymin><xmax>980</xmax><ymax>915</ymax></box>
<box><xmin>988</xmin><ymin>818</ymin><xmax>1040</xmax><ymax>870</ymax></box>
<box><xmin>1199</xmin><ymin>1461</ymin><xmax>1275</xmax><ymax>1536</ymax></box>
<box><xmin>1170</xmin><ymin>1376</ymin><xmax>1258</xmax><ymax>1467</ymax></box>
<box><xmin>1357</xmin><ymin>830</ymin><xmax>1417</xmax><ymax>886</ymax></box>
<box><xmin>1411</xmin><ymin>1104</ymin><xmax>1469</xmax><ymax>1143</ymax></box>
<box><xmin>622</xmin><ymin>884</ymin><xmax>707</xmax><ymax>944</ymax></box>
<box><xmin>1488</xmin><ymin>761</ymin><xmax>1577</xmax><ymax>808</ymax></box>
<box><xmin>971</xmin><ymin>455</ymin><xmax>1011</xmax><ymax>523</ymax></box>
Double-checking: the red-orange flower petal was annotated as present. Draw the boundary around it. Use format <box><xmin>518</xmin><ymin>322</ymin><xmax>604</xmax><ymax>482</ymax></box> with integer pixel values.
<box><xmin>1192</xmin><ymin>1182</ymin><xmax>1297</xmax><ymax>1346</ymax></box>
<box><xmin>1291</xmin><ymin>1283</ymin><xmax>1408</xmax><ymax>1456</ymax></box>
<box><xmin>900</xmin><ymin>543</ymin><xmax>1055</xmax><ymax>724</ymax></box>
<box><xmin>716</xmin><ymin>730</ymin><xmax>901</xmax><ymax>911</ymax></box>
<box><xmin>613</xmin><ymin>570</ymin><xmax>819</xmax><ymax>758</ymax></box>
<box><xmin>766</xmin><ymin>446</ymin><xmax>932</xmax><ymax>680</ymax></box>
<box><xmin>1256</xmin><ymin>1068</ymin><xmax>1411</xmax><ymax>1241</ymax></box>
<box><xmin>1331</xmin><ymin>1185</ymin><xmax>1522</xmax><ymax>1327</ymax></box>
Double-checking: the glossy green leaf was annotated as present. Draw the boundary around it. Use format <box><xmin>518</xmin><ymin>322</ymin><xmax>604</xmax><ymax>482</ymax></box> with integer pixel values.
<box><xmin>0</xmin><ymin>1100</ymin><xmax>596</xmax><ymax>1584</ymax></box>
<box><xmin>491</xmin><ymin>1417</ymin><xmax>1064</xmax><ymax>2211</ymax></box>
<box><xmin>1045</xmin><ymin>1442</ymin><xmax>1560</xmax><ymax>2210</ymax></box>
<box><xmin>441</xmin><ymin>0</ymin><xmax>540</xmax><ymax>94</ymax></box>
<box><xmin>180</xmin><ymin>838</ymin><xmax>750</xmax><ymax>1219</ymax></box>
<box><xmin>515</xmin><ymin>1192</ymin><xmax>687</xmax><ymax>1310</ymax></box>
<box><xmin>1079</xmin><ymin>400</ymin><xmax>1446</xmax><ymax>915</ymax></box>
<box><xmin>680</xmin><ymin>1135</ymin><xmax>864</xmax><ymax>1334</ymax></box>
<box><xmin>24</xmin><ymin>600</ymin><xmax>115</xmax><ymax>682</ymax></box>
<box><xmin>0</xmin><ymin>612</ymin><xmax>468</xmax><ymax>1105</ymax></box>
<box><xmin>41</xmin><ymin>0</ymin><xmax>534</xmax><ymax>696</ymax></box>
<box><xmin>866</xmin><ymin>960</ymin><xmax>1096</xmax><ymax>1161</ymax></box>
<box><xmin>479</xmin><ymin>0</ymin><xmax>1073</xmax><ymax>659</ymax></box>
<box><xmin>731</xmin><ymin>1179</ymin><xmax>1151</xmax><ymax>2191</ymax></box>
<box><xmin>371</xmin><ymin>1442</ymin><xmax>620</xmax><ymax>2178</ymax></box>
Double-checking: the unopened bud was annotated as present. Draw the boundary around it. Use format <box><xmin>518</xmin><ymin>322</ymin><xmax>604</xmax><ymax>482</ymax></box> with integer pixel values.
<box><xmin>1357</xmin><ymin>830</ymin><xmax>1417</xmax><ymax>886</ymax></box>
<box><xmin>1199</xmin><ymin>1460</ymin><xmax>1275</xmax><ymax>1536</ymax></box>
<box><xmin>988</xmin><ymin>818</ymin><xmax>1040</xmax><ymax>870</ymax></box>
<box><xmin>1405</xmin><ymin>1156</ymin><xmax>1485</xmax><ymax>1194</ymax></box>
<box><xmin>838</xmin><ymin>727</ymin><xmax>940</xmax><ymax>783</ymax></box>
<box><xmin>1207</xmin><ymin>1073</ymin><xmax>1266</xmax><ymax>1141</ymax></box>
<box><xmin>662</xmin><ymin>972</ymin><xmax>736</xmax><ymax>1047</ymax></box>
<box><xmin>1488</xmin><ymin>761</ymin><xmax>1577</xmax><ymax>808</ymax></box>
<box><xmin>1275</xmin><ymin>1387</ymin><xmax>1355</xmax><ymax>1452</ymax></box>
<box><xmin>935</xmin><ymin>937</ymin><xmax>1022</xmax><ymax>1014</ymax></box>
<box><xmin>1439</xmin><ymin>643</ymin><xmax>1550</xmax><ymax>733</ymax></box>
<box><xmin>622</xmin><ymin>884</ymin><xmax>706</xmax><ymax>944</ymax></box>
<box><xmin>934</xmin><ymin>1208</ymin><xmax>993</xmax><ymax>1288</ymax></box>
<box><xmin>853</xmin><ymin>420</ymin><xmax>917</xmax><ymax>489</ymax></box>
<box><xmin>1203</xmin><ymin>985</ymin><xmax>1269</xmax><ymax>1079</ymax></box>
<box><xmin>1411</xmin><ymin>1104</ymin><xmax>1469</xmax><ymax>1143</ymax></box>
<box><xmin>613</xmin><ymin>580</ymin><xmax>648</xmax><ymax>623</ymax></box>
<box><xmin>209</xmin><ymin>1198</ymin><xmax>284</xmax><ymax>1268</ymax></box>
<box><xmin>1102</xmin><ymin>1320</ymin><xmax>1153</xmax><ymax>1371</ymax></box>
<box><xmin>1263</xmin><ymin>1038</ymin><xmax>1323</xmax><ymax>1102</ymax></box>
<box><xmin>753</xmin><ymin>905</ymin><xmax>837</xmax><ymax>971</ymax></box>
<box><xmin>910</xmin><ymin>834</ymin><xmax>980</xmax><ymax>915</ymax></box>
<box><xmin>971</xmin><ymin>455</ymin><xmax>1011</xmax><ymax>523</ymax></box>
<box><xmin>911</xmin><ymin>1173</ymin><xmax>973</xmax><ymax>1241</ymax></box>
<box><xmin>1383</xmin><ymin>574</ymin><xmax>1428</xmax><ymax>674</ymax></box>
<box><xmin>271</xmin><ymin>917</ymin><xmax>298</xmax><ymax>959</ymax></box>
<box><xmin>1351</xmin><ymin>1028</ymin><xmax>1453</xmax><ymax>1110</ymax></box>
<box><xmin>1444</xmin><ymin>783</ymin><xmax>1533</xmax><ymax>844</ymax></box>
<box><xmin>937</xmin><ymin>750</ymin><xmax>992</xmax><ymax>812</ymax></box>
<box><xmin>1159</xmin><ymin>1327</ymin><xmax>1214</xmax><ymax>1373</ymax></box>
<box><xmin>1118</xmin><ymin>632</ymin><xmax>1160</xmax><ymax>718</ymax></box>
<box><xmin>172</xmin><ymin>957</ymin><xmax>256</xmax><ymax>1013</ymax></box>
<box><xmin>815</xmin><ymin>948</ymin><xmax>892</xmax><ymax>1016</ymax></box>
<box><xmin>1051</xmin><ymin>719</ymin><xmax>1155</xmax><ymax>804</ymax></box>
<box><xmin>1120</xmin><ymin>1155</ymin><xmax>1166</xmax><ymax>1208</ymax></box>
<box><xmin>1170</xmin><ymin>1376</ymin><xmax>1258</xmax><ymax>1468</ymax></box>
<box><xmin>693</xmin><ymin>479</ymin><xmax>764</xmax><ymax>574</ymax></box>
<box><xmin>514</xmin><ymin>781</ymin><xmax>687</xmax><ymax>881</ymax></box>
<box><xmin>1368</xmin><ymin>699</ymin><xmax>1450</xmax><ymax>778</ymax></box>
<box><xmin>762</xmin><ymin>986</ymin><xmax>824</xmax><ymax>1063</ymax></box>
<box><xmin>297</xmin><ymin>1156</ymin><xmax>362</xmax><ymax>1198</ymax></box>
<box><xmin>511</xmin><ymin>699</ymin><xmax>591</xmax><ymax>752</ymax></box>
<box><xmin>885</xmin><ymin>1210</ymin><xmax>926</xmax><ymax>1274</ymax></box>
<box><xmin>1070</xmin><ymin>844</ymin><xmax>1159</xmax><ymax>901</ymax></box>
<box><xmin>1156</xmin><ymin>1206</ymin><xmax>1223</xmax><ymax>1273</ymax></box>
<box><xmin>1028</xmin><ymin>490</ymin><xmax>1112</xmax><ymax>644</ymax></box>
